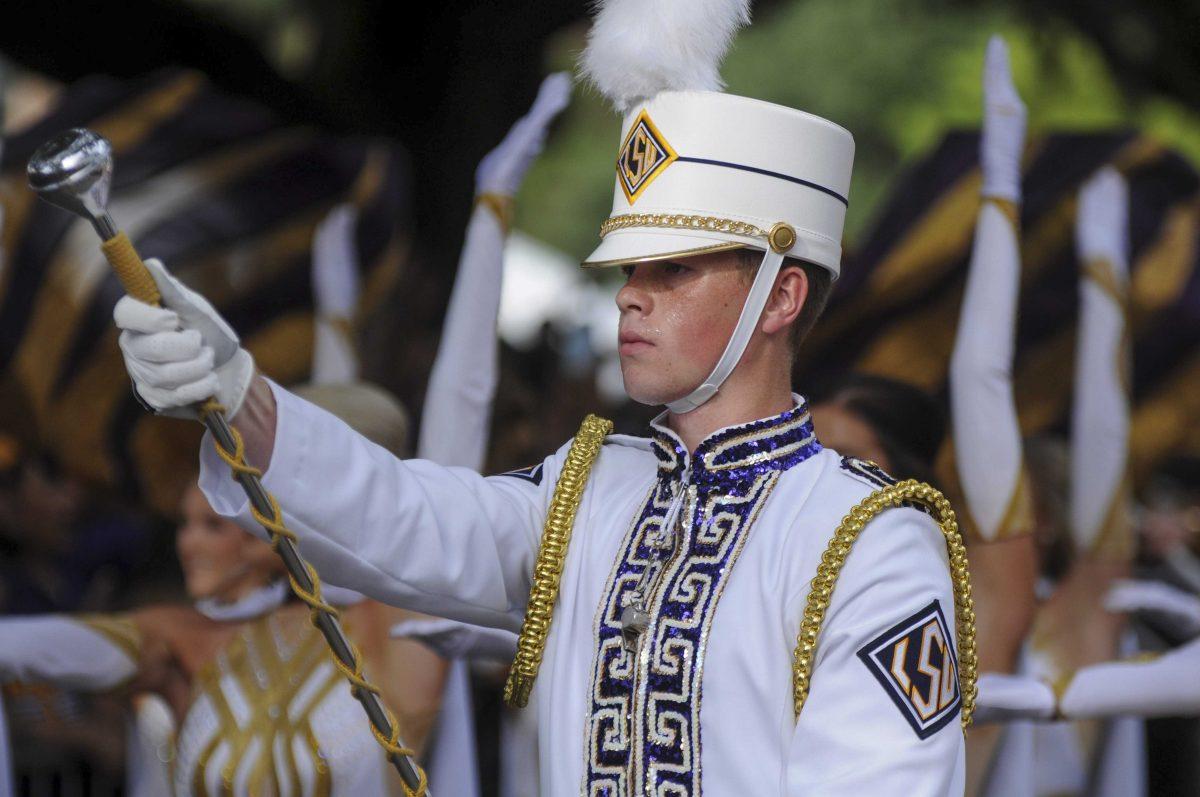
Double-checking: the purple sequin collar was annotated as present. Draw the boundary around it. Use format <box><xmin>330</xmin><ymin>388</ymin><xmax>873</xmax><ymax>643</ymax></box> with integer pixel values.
<box><xmin>648</xmin><ymin>395</ymin><xmax>822</xmax><ymax>486</ymax></box>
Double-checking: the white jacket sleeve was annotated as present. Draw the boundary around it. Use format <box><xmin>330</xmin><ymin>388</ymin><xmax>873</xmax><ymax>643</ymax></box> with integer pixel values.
<box><xmin>786</xmin><ymin>509</ymin><xmax>966</xmax><ymax>794</ymax></box>
<box><xmin>0</xmin><ymin>616</ymin><xmax>138</xmax><ymax>691</ymax></box>
<box><xmin>391</xmin><ymin>617</ymin><xmax>518</xmax><ymax>662</ymax></box>
<box><xmin>199</xmin><ymin>381</ymin><xmax>560</xmax><ymax>630</ymax></box>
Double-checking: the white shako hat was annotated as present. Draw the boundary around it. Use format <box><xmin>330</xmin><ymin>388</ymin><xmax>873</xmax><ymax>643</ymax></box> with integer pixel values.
<box><xmin>583</xmin><ymin>93</ymin><xmax>853</xmax><ymax>275</ymax></box>
<box><xmin>580</xmin><ymin>0</ymin><xmax>855</xmax><ymax>414</ymax></box>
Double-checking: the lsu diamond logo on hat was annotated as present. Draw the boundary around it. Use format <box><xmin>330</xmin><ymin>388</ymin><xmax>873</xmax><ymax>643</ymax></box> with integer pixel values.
<box><xmin>616</xmin><ymin>110</ymin><xmax>677</xmax><ymax>204</ymax></box>
<box><xmin>857</xmin><ymin>600</ymin><xmax>961</xmax><ymax>739</ymax></box>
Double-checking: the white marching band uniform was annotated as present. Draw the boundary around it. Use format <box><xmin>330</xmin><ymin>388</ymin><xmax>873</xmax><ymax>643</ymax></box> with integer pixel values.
<box><xmin>110</xmin><ymin>0</ymin><xmax>974</xmax><ymax>791</ymax></box>
<box><xmin>202</xmin><ymin>386</ymin><xmax>966</xmax><ymax>794</ymax></box>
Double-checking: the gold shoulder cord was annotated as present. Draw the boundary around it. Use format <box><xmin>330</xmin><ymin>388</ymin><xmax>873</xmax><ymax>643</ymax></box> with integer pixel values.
<box><xmin>505</xmin><ymin>414</ymin><xmax>613</xmax><ymax>708</ymax></box>
<box><xmin>791</xmin><ymin>480</ymin><xmax>978</xmax><ymax>729</ymax></box>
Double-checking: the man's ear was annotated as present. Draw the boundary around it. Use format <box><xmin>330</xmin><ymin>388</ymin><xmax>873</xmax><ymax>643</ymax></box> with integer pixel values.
<box><xmin>761</xmin><ymin>264</ymin><xmax>808</xmax><ymax>336</ymax></box>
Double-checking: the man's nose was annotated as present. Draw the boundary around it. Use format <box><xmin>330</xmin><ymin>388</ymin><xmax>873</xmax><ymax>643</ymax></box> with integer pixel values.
<box><xmin>616</xmin><ymin>276</ymin><xmax>648</xmax><ymax>315</ymax></box>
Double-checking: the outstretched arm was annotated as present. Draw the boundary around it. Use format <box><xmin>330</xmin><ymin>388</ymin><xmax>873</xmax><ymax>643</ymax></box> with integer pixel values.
<box><xmin>0</xmin><ymin>615</ymin><xmax>140</xmax><ymax>691</ymax></box>
<box><xmin>196</xmin><ymin>382</ymin><xmax>564</xmax><ymax>629</ymax></box>
<box><xmin>975</xmin><ymin>636</ymin><xmax>1200</xmax><ymax>722</ymax></box>
<box><xmin>113</xmin><ymin>228</ymin><xmax>566</xmax><ymax>630</ymax></box>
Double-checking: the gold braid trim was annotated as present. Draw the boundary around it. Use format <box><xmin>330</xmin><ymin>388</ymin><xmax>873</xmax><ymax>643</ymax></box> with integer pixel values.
<box><xmin>791</xmin><ymin>480</ymin><xmax>978</xmax><ymax>729</ymax></box>
<box><xmin>600</xmin><ymin>213</ymin><xmax>767</xmax><ymax>240</ymax></box>
<box><xmin>504</xmin><ymin>414</ymin><xmax>613</xmax><ymax>708</ymax></box>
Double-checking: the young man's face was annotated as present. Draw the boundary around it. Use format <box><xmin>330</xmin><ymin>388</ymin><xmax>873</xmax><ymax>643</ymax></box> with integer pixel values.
<box><xmin>615</xmin><ymin>250</ymin><xmax>751</xmax><ymax>406</ymax></box>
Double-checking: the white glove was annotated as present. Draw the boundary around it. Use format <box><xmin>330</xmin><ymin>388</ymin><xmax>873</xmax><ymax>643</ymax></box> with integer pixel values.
<box><xmin>980</xmin><ymin>35</ymin><xmax>1027</xmax><ymax>203</ymax></box>
<box><xmin>1105</xmin><ymin>579</ymin><xmax>1200</xmax><ymax>638</ymax></box>
<box><xmin>973</xmin><ymin>671</ymin><xmax>1057</xmax><ymax>723</ymax></box>
<box><xmin>390</xmin><ymin>617</ymin><xmax>518</xmax><ymax>662</ymax></box>
<box><xmin>475</xmin><ymin>72</ymin><xmax>572</xmax><ymax>197</ymax></box>
<box><xmin>311</xmin><ymin>203</ymin><xmax>360</xmax><ymax>319</ymax></box>
<box><xmin>113</xmin><ymin>259</ymin><xmax>254</xmax><ymax>419</ymax></box>
<box><xmin>1076</xmin><ymin>167</ymin><xmax>1130</xmax><ymax>270</ymax></box>
<box><xmin>1060</xmin><ymin>637</ymin><xmax>1200</xmax><ymax>719</ymax></box>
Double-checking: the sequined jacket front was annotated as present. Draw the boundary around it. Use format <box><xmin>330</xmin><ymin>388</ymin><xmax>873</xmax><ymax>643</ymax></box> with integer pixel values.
<box><xmin>201</xmin><ymin>383</ymin><xmax>966</xmax><ymax>796</ymax></box>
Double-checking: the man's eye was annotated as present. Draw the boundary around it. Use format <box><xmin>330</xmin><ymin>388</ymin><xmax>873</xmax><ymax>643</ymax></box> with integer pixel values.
<box><xmin>620</xmin><ymin>265</ymin><xmax>634</xmax><ymax>279</ymax></box>
<box><xmin>662</xmin><ymin>262</ymin><xmax>686</xmax><ymax>275</ymax></box>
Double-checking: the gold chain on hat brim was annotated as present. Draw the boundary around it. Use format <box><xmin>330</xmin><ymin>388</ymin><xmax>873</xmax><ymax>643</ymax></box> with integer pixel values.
<box><xmin>585</xmin><ymin>214</ymin><xmax>796</xmax><ymax>268</ymax></box>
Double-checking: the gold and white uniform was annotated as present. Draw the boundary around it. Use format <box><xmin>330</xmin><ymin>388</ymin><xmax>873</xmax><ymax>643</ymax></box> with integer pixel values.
<box><xmin>173</xmin><ymin>610</ymin><xmax>391</xmax><ymax>796</ymax></box>
<box><xmin>0</xmin><ymin>607</ymin><xmax>395</xmax><ymax>796</ymax></box>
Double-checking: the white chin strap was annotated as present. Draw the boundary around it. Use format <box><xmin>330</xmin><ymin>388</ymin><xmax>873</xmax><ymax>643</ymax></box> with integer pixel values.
<box><xmin>666</xmin><ymin>247</ymin><xmax>787</xmax><ymax>414</ymax></box>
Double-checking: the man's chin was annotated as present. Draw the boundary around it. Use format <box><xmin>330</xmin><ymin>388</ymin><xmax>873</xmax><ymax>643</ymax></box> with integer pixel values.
<box><xmin>620</xmin><ymin>368</ymin><xmax>692</xmax><ymax>408</ymax></box>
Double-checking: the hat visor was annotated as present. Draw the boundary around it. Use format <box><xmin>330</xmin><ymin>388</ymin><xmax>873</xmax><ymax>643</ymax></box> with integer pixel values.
<box><xmin>581</xmin><ymin>227</ymin><xmax>758</xmax><ymax>269</ymax></box>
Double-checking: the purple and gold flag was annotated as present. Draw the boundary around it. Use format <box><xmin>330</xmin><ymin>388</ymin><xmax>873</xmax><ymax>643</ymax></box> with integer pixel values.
<box><xmin>0</xmin><ymin>70</ymin><xmax>410</xmax><ymax>511</ymax></box>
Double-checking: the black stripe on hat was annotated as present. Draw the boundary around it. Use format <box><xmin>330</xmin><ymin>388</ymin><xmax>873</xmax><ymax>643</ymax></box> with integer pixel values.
<box><xmin>675</xmin><ymin>156</ymin><xmax>849</xmax><ymax>206</ymax></box>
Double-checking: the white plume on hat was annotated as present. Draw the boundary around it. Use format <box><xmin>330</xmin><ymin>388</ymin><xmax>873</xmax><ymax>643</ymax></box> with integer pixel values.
<box><xmin>580</xmin><ymin>0</ymin><xmax>751</xmax><ymax>113</ymax></box>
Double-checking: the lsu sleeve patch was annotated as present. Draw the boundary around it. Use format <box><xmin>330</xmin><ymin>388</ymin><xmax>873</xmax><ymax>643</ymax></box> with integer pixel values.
<box><xmin>857</xmin><ymin>600</ymin><xmax>961</xmax><ymax>739</ymax></box>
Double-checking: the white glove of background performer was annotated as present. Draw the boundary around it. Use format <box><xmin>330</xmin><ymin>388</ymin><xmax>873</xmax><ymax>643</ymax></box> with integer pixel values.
<box><xmin>980</xmin><ymin>36</ymin><xmax>1026</xmax><ymax>203</ymax></box>
<box><xmin>1105</xmin><ymin>579</ymin><xmax>1200</xmax><ymax>638</ymax></box>
<box><xmin>474</xmin><ymin>72</ymin><xmax>572</xmax><ymax>197</ymax></box>
<box><xmin>114</xmin><ymin>258</ymin><xmax>254</xmax><ymax>419</ymax></box>
<box><xmin>312</xmin><ymin>204</ymin><xmax>361</xmax><ymax>320</ymax></box>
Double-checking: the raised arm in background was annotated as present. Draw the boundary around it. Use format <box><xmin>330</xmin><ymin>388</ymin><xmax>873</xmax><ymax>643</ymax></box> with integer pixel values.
<box><xmin>948</xmin><ymin>38</ymin><xmax>1040</xmax><ymax>795</ymax></box>
<box><xmin>413</xmin><ymin>72</ymin><xmax>569</xmax><ymax>797</ymax></box>
<box><xmin>310</xmin><ymin>203</ymin><xmax>362</xmax><ymax>385</ymax></box>
<box><xmin>1035</xmin><ymin>168</ymin><xmax>1134</xmax><ymax>677</ymax></box>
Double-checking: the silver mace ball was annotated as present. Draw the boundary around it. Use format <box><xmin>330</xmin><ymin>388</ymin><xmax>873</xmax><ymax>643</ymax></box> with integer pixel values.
<box><xmin>27</xmin><ymin>128</ymin><xmax>119</xmax><ymax>240</ymax></box>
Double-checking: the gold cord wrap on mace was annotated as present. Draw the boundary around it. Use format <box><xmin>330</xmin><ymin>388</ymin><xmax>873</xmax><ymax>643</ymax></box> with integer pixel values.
<box><xmin>791</xmin><ymin>479</ymin><xmax>978</xmax><ymax>730</ymax></box>
<box><xmin>505</xmin><ymin>414</ymin><xmax>613</xmax><ymax>708</ymax></box>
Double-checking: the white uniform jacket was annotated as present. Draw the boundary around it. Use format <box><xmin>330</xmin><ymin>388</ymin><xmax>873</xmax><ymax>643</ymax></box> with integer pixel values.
<box><xmin>200</xmin><ymin>383</ymin><xmax>966</xmax><ymax>795</ymax></box>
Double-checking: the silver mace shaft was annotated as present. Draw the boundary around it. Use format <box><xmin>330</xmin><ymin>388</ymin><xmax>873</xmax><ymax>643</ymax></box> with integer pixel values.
<box><xmin>27</xmin><ymin>128</ymin><xmax>429</xmax><ymax>795</ymax></box>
